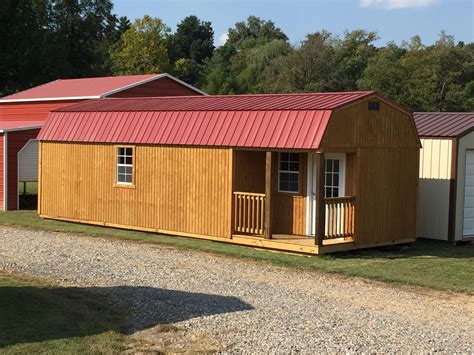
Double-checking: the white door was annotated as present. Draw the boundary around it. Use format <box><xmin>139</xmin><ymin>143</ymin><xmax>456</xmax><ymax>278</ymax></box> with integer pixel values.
<box><xmin>463</xmin><ymin>150</ymin><xmax>474</xmax><ymax>237</ymax></box>
<box><xmin>306</xmin><ymin>153</ymin><xmax>346</xmax><ymax>236</ymax></box>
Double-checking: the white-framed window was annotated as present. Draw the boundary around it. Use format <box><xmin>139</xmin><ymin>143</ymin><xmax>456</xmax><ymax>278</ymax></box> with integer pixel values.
<box><xmin>116</xmin><ymin>147</ymin><xmax>134</xmax><ymax>185</ymax></box>
<box><xmin>278</xmin><ymin>152</ymin><xmax>300</xmax><ymax>193</ymax></box>
<box><xmin>324</xmin><ymin>153</ymin><xmax>346</xmax><ymax>198</ymax></box>
<box><xmin>324</xmin><ymin>158</ymin><xmax>340</xmax><ymax>198</ymax></box>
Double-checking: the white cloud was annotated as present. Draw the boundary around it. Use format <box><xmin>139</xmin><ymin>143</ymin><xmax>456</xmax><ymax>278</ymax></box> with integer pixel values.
<box><xmin>216</xmin><ymin>32</ymin><xmax>229</xmax><ymax>46</ymax></box>
<box><xmin>359</xmin><ymin>0</ymin><xmax>436</xmax><ymax>9</ymax></box>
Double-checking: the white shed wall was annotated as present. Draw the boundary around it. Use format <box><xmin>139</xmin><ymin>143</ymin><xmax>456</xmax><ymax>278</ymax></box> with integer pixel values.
<box><xmin>418</xmin><ymin>138</ymin><xmax>454</xmax><ymax>240</ymax></box>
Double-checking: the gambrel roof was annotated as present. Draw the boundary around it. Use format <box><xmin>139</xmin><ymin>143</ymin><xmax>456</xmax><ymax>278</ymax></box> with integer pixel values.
<box><xmin>38</xmin><ymin>91</ymin><xmax>381</xmax><ymax>149</ymax></box>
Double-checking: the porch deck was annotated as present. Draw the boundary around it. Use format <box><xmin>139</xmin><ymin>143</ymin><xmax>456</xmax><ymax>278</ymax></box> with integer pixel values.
<box><xmin>232</xmin><ymin>234</ymin><xmax>355</xmax><ymax>255</ymax></box>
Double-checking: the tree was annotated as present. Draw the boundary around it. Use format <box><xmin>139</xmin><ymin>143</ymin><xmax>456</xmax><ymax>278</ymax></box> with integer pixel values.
<box><xmin>334</xmin><ymin>30</ymin><xmax>379</xmax><ymax>91</ymax></box>
<box><xmin>358</xmin><ymin>43</ymin><xmax>408</xmax><ymax>101</ymax></box>
<box><xmin>227</xmin><ymin>16</ymin><xmax>288</xmax><ymax>48</ymax></box>
<box><xmin>110</xmin><ymin>15</ymin><xmax>170</xmax><ymax>75</ymax></box>
<box><xmin>359</xmin><ymin>33</ymin><xmax>474</xmax><ymax>111</ymax></box>
<box><xmin>0</xmin><ymin>0</ymin><xmax>52</xmax><ymax>96</ymax></box>
<box><xmin>167</xmin><ymin>16</ymin><xmax>214</xmax><ymax>85</ymax></box>
<box><xmin>48</xmin><ymin>0</ymin><xmax>121</xmax><ymax>77</ymax></box>
<box><xmin>201</xmin><ymin>15</ymin><xmax>289</xmax><ymax>94</ymax></box>
<box><xmin>272</xmin><ymin>31</ymin><xmax>342</xmax><ymax>93</ymax></box>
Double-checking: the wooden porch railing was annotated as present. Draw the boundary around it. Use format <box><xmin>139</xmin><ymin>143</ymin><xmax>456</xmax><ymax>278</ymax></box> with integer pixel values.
<box><xmin>324</xmin><ymin>196</ymin><xmax>355</xmax><ymax>239</ymax></box>
<box><xmin>233</xmin><ymin>191</ymin><xmax>265</xmax><ymax>235</ymax></box>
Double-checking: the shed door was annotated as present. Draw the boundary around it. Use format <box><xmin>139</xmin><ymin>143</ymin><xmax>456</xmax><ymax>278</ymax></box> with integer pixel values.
<box><xmin>463</xmin><ymin>150</ymin><xmax>474</xmax><ymax>237</ymax></box>
<box><xmin>18</xmin><ymin>140</ymin><xmax>39</xmax><ymax>182</ymax></box>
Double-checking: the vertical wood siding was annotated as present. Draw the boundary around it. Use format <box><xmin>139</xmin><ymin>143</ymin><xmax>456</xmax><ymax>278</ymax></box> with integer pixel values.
<box><xmin>321</xmin><ymin>99</ymin><xmax>420</xmax><ymax>245</ymax></box>
<box><xmin>0</xmin><ymin>134</ymin><xmax>4</xmax><ymax>210</ymax></box>
<box><xmin>7</xmin><ymin>129</ymin><xmax>40</xmax><ymax>210</ymax></box>
<box><xmin>233</xmin><ymin>150</ymin><xmax>266</xmax><ymax>193</ymax></box>
<box><xmin>40</xmin><ymin>143</ymin><xmax>232</xmax><ymax>239</ymax></box>
<box><xmin>355</xmin><ymin>148</ymin><xmax>419</xmax><ymax>244</ymax></box>
<box><xmin>321</xmin><ymin>98</ymin><xmax>420</xmax><ymax>149</ymax></box>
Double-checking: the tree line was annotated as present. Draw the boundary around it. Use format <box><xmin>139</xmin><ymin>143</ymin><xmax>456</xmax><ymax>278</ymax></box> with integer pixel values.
<box><xmin>1</xmin><ymin>0</ymin><xmax>473</xmax><ymax>111</ymax></box>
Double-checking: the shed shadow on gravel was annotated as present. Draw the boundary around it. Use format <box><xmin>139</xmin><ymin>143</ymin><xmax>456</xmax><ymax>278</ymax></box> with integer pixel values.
<box><xmin>0</xmin><ymin>284</ymin><xmax>253</xmax><ymax>348</ymax></box>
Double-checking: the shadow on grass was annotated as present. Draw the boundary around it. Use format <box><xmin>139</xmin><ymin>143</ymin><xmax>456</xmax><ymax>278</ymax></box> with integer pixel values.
<box><xmin>0</xmin><ymin>283</ymin><xmax>253</xmax><ymax>348</ymax></box>
<box><xmin>330</xmin><ymin>239</ymin><xmax>474</xmax><ymax>260</ymax></box>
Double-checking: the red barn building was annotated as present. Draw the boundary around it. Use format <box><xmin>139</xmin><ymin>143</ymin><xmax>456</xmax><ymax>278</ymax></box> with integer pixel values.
<box><xmin>0</xmin><ymin>73</ymin><xmax>205</xmax><ymax>210</ymax></box>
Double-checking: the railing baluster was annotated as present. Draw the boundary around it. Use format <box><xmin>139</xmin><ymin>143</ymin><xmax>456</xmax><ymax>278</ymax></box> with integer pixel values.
<box><xmin>323</xmin><ymin>196</ymin><xmax>355</xmax><ymax>240</ymax></box>
<box><xmin>232</xmin><ymin>192</ymin><xmax>266</xmax><ymax>236</ymax></box>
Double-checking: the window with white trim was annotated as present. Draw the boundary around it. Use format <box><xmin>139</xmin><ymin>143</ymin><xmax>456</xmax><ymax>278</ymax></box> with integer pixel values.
<box><xmin>278</xmin><ymin>152</ymin><xmax>300</xmax><ymax>193</ymax></box>
<box><xmin>117</xmin><ymin>147</ymin><xmax>133</xmax><ymax>185</ymax></box>
<box><xmin>324</xmin><ymin>158</ymin><xmax>340</xmax><ymax>198</ymax></box>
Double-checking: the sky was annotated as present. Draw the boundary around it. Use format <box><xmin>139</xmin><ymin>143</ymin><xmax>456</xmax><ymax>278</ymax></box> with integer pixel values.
<box><xmin>113</xmin><ymin>0</ymin><xmax>473</xmax><ymax>47</ymax></box>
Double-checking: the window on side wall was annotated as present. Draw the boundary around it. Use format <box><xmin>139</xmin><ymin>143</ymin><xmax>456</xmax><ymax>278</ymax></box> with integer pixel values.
<box><xmin>278</xmin><ymin>152</ymin><xmax>300</xmax><ymax>193</ymax></box>
<box><xmin>116</xmin><ymin>147</ymin><xmax>134</xmax><ymax>185</ymax></box>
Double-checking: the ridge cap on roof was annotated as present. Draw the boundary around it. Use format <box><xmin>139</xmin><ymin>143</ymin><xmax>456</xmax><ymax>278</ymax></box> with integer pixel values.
<box><xmin>75</xmin><ymin>90</ymin><xmax>375</xmax><ymax>100</ymax></box>
<box><xmin>57</xmin><ymin>73</ymin><xmax>159</xmax><ymax>82</ymax></box>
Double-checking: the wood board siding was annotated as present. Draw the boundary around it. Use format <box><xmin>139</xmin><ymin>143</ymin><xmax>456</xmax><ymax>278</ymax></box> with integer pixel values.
<box><xmin>272</xmin><ymin>152</ymin><xmax>307</xmax><ymax>236</ymax></box>
<box><xmin>233</xmin><ymin>150</ymin><xmax>266</xmax><ymax>193</ymax></box>
<box><xmin>109</xmin><ymin>77</ymin><xmax>202</xmax><ymax>98</ymax></box>
<box><xmin>418</xmin><ymin>138</ymin><xmax>454</xmax><ymax>240</ymax></box>
<box><xmin>0</xmin><ymin>101</ymin><xmax>80</xmax><ymax>121</ymax></box>
<box><xmin>321</xmin><ymin>98</ymin><xmax>420</xmax><ymax>149</ymax></box>
<box><xmin>320</xmin><ymin>98</ymin><xmax>419</xmax><ymax>245</ymax></box>
<box><xmin>7</xmin><ymin>129</ymin><xmax>40</xmax><ymax>210</ymax></box>
<box><xmin>355</xmin><ymin>147</ymin><xmax>419</xmax><ymax>245</ymax></box>
<box><xmin>0</xmin><ymin>134</ymin><xmax>4</xmax><ymax>210</ymax></box>
<box><xmin>39</xmin><ymin>143</ymin><xmax>232</xmax><ymax>239</ymax></box>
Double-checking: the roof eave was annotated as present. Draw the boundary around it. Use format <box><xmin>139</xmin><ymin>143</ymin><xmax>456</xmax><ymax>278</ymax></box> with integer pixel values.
<box><xmin>0</xmin><ymin>96</ymin><xmax>100</xmax><ymax>103</ymax></box>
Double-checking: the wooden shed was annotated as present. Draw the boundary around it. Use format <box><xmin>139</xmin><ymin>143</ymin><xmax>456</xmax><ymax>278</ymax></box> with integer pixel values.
<box><xmin>415</xmin><ymin>112</ymin><xmax>474</xmax><ymax>242</ymax></box>
<box><xmin>38</xmin><ymin>92</ymin><xmax>420</xmax><ymax>254</ymax></box>
<box><xmin>0</xmin><ymin>73</ymin><xmax>205</xmax><ymax>211</ymax></box>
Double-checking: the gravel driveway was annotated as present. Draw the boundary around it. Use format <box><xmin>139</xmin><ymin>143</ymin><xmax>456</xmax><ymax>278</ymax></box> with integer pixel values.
<box><xmin>1</xmin><ymin>226</ymin><xmax>473</xmax><ymax>353</ymax></box>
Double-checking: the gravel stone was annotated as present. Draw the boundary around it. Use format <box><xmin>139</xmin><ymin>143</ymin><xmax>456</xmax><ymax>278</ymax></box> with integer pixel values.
<box><xmin>1</xmin><ymin>226</ymin><xmax>473</xmax><ymax>353</ymax></box>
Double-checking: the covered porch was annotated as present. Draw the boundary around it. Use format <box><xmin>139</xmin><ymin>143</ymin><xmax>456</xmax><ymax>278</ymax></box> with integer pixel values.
<box><xmin>230</xmin><ymin>149</ymin><xmax>356</xmax><ymax>254</ymax></box>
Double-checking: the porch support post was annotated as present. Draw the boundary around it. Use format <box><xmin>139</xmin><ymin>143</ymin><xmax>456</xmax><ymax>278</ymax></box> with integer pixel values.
<box><xmin>315</xmin><ymin>152</ymin><xmax>325</xmax><ymax>246</ymax></box>
<box><xmin>264</xmin><ymin>151</ymin><xmax>273</xmax><ymax>239</ymax></box>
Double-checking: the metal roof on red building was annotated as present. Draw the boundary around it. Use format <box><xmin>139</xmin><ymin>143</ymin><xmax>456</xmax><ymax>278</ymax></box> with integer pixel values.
<box><xmin>0</xmin><ymin>120</ymin><xmax>43</xmax><ymax>133</ymax></box>
<box><xmin>414</xmin><ymin>112</ymin><xmax>474</xmax><ymax>138</ymax></box>
<box><xmin>38</xmin><ymin>91</ymin><xmax>375</xmax><ymax>149</ymax></box>
<box><xmin>0</xmin><ymin>73</ymin><xmax>205</xmax><ymax>102</ymax></box>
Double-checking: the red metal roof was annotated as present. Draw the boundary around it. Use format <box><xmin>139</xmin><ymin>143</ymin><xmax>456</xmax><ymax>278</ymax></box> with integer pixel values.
<box><xmin>0</xmin><ymin>74</ymin><xmax>190</xmax><ymax>102</ymax></box>
<box><xmin>57</xmin><ymin>91</ymin><xmax>374</xmax><ymax>112</ymax></box>
<box><xmin>0</xmin><ymin>120</ymin><xmax>43</xmax><ymax>132</ymax></box>
<box><xmin>38</xmin><ymin>92</ymin><xmax>375</xmax><ymax>149</ymax></box>
<box><xmin>414</xmin><ymin>112</ymin><xmax>474</xmax><ymax>138</ymax></box>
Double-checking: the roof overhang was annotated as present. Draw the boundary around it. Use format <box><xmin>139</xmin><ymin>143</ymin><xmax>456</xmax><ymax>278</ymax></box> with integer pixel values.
<box><xmin>0</xmin><ymin>124</ymin><xmax>43</xmax><ymax>133</ymax></box>
<box><xmin>0</xmin><ymin>73</ymin><xmax>208</xmax><ymax>103</ymax></box>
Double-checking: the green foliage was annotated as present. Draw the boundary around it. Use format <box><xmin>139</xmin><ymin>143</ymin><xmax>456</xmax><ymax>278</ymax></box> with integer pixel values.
<box><xmin>359</xmin><ymin>33</ymin><xmax>474</xmax><ymax>111</ymax></box>
<box><xmin>201</xmin><ymin>16</ymin><xmax>291</xmax><ymax>94</ymax></box>
<box><xmin>1</xmin><ymin>7</ymin><xmax>473</xmax><ymax>112</ymax></box>
<box><xmin>109</xmin><ymin>15</ymin><xmax>170</xmax><ymax>75</ymax></box>
<box><xmin>168</xmin><ymin>15</ymin><xmax>214</xmax><ymax>85</ymax></box>
<box><xmin>0</xmin><ymin>0</ymin><xmax>128</xmax><ymax>97</ymax></box>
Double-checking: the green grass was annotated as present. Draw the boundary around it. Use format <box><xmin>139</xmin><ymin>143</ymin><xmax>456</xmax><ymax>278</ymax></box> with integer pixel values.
<box><xmin>1</xmin><ymin>211</ymin><xmax>473</xmax><ymax>293</ymax></box>
<box><xmin>0</xmin><ymin>272</ymin><xmax>129</xmax><ymax>354</ymax></box>
<box><xmin>18</xmin><ymin>182</ymin><xmax>38</xmax><ymax>195</ymax></box>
